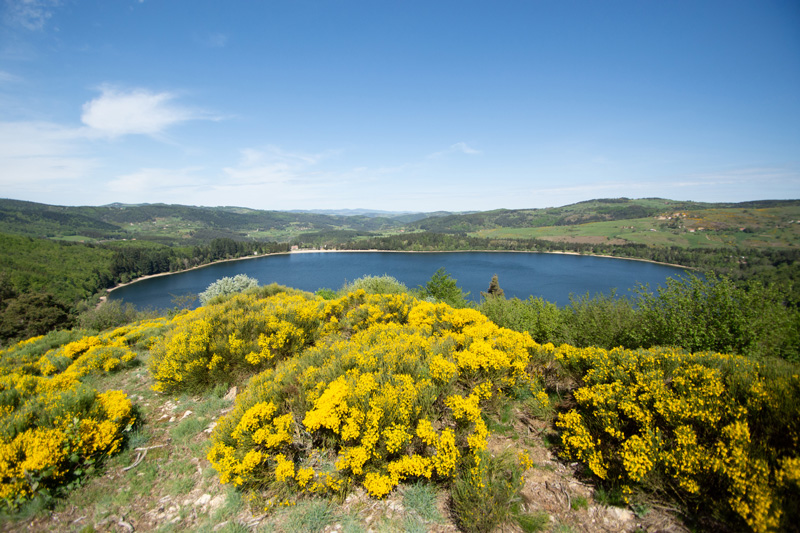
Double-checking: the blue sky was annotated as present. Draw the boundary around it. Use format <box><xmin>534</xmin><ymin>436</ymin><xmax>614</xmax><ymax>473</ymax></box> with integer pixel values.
<box><xmin>1</xmin><ymin>0</ymin><xmax>798</xmax><ymax>212</ymax></box>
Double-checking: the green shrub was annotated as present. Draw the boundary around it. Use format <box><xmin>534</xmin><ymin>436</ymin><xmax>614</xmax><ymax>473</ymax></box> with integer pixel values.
<box><xmin>199</xmin><ymin>274</ymin><xmax>260</xmax><ymax>305</ymax></box>
<box><xmin>77</xmin><ymin>300</ymin><xmax>144</xmax><ymax>332</ymax></box>
<box><xmin>416</xmin><ymin>268</ymin><xmax>470</xmax><ymax>308</ymax></box>
<box><xmin>451</xmin><ymin>451</ymin><xmax>524</xmax><ymax>533</ymax></box>
<box><xmin>479</xmin><ymin>296</ymin><xmax>568</xmax><ymax>344</ymax></box>
<box><xmin>338</xmin><ymin>275</ymin><xmax>408</xmax><ymax>295</ymax></box>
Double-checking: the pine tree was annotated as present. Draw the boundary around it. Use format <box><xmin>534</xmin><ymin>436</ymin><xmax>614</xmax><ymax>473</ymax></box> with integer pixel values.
<box><xmin>485</xmin><ymin>274</ymin><xmax>504</xmax><ymax>298</ymax></box>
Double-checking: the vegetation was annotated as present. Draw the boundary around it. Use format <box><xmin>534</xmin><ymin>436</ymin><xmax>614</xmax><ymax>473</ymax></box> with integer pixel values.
<box><xmin>2</xmin><ymin>197</ymin><xmax>798</xmax><ymax>345</ymax></box>
<box><xmin>0</xmin><ymin>273</ymin><xmax>798</xmax><ymax>531</ymax></box>
<box><xmin>416</xmin><ymin>267</ymin><xmax>471</xmax><ymax>308</ymax></box>
<box><xmin>199</xmin><ymin>274</ymin><xmax>260</xmax><ymax>305</ymax></box>
<box><xmin>2</xmin><ymin>192</ymin><xmax>797</xmax><ymax>530</ymax></box>
<box><xmin>480</xmin><ymin>273</ymin><xmax>799</xmax><ymax>362</ymax></box>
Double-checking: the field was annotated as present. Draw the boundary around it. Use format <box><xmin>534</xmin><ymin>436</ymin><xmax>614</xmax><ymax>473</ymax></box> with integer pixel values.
<box><xmin>473</xmin><ymin>206</ymin><xmax>800</xmax><ymax>249</ymax></box>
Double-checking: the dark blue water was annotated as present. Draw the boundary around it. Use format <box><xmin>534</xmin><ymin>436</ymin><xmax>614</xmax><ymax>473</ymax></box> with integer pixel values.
<box><xmin>107</xmin><ymin>251</ymin><xmax>690</xmax><ymax>310</ymax></box>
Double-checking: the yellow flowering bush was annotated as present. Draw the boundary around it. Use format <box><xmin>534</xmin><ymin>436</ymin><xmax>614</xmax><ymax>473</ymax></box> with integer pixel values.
<box><xmin>555</xmin><ymin>344</ymin><xmax>800</xmax><ymax>533</ymax></box>
<box><xmin>0</xmin><ymin>322</ymin><xmax>160</xmax><ymax>509</ymax></box>
<box><xmin>206</xmin><ymin>292</ymin><xmax>539</xmax><ymax>500</ymax></box>
<box><xmin>150</xmin><ymin>292</ymin><xmax>324</xmax><ymax>392</ymax></box>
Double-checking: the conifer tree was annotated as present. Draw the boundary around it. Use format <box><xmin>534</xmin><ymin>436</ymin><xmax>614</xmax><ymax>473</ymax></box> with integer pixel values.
<box><xmin>485</xmin><ymin>274</ymin><xmax>504</xmax><ymax>298</ymax></box>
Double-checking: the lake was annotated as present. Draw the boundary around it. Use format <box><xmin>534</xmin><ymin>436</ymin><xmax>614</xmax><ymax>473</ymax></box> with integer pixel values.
<box><xmin>107</xmin><ymin>251</ymin><xmax>691</xmax><ymax>310</ymax></box>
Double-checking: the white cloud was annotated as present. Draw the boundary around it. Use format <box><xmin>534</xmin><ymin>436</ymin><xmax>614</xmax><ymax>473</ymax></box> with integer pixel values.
<box><xmin>222</xmin><ymin>146</ymin><xmax>335</xmax><ymax>186</ymax></box>
<box><xmin>0</xmin><ymin>121</ymin><xmax>97</xmax><ymax>186</ymax></box>
<box><xmin>4</xmin><ymin>0</ymin><xmax>58</xmax><ymax>31</ymax></box>
<box><xmin>106</xmin><ymin>167</ymin><xmax>207</xmax><ymax>196</ymax></box>
<box><xmin>427</xmin><ymin>142</ymin><xmax>482</xmax><ymax>159</ymax></box>
<box><xmin>81</xmin><ymin>86</ymin><xmax>210</xmax><ymax>138</ymax></box>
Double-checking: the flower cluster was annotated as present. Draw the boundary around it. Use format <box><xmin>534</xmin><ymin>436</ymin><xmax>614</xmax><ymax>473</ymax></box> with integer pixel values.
<box><xmin>555</xmin><ymin>344</ymin><xmax>800</xmax><ymax>533</ymax></box>
<box><xmin>205</xmin><ymin>291</ymin><xmax>539</xmax><ymax>499</ymax></box>
<box><xmin>0</xmin><ymin>322</ymin><xmax>159</xmax><ymax>509</ymax></box>
<box><xmin>150</xmin><ymin>292</ymin><xmax>324</xmax><ymax>392</ymax></box>
<box><xmin>0</xmin><ymin>332</ymin><xmax>147</xmax><ymax>509</ymax></box>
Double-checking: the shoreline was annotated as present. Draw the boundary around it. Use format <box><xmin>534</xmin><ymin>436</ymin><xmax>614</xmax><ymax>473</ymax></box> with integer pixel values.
<box><xmin>104</xmin><ymin>248</ymin><xmax>695</xmax><ymax>294</ymax></box>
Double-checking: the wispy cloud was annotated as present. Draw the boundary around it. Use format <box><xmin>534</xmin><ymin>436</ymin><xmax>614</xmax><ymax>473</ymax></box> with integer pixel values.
<box><xmin>106</xmin><ymin>167</ymin><xmax>207</xmax><ymax>195</ymax></box>
<box><xmin>427</xmin><ymin>142</ymin><xmax>482</xmax><ymax>159</ymax></box>
<box><xmin>0</xmin><ymin>70</ymin><xmax>22</xmax><ymax>83</ymax></box>
<box><xmin>205</xmin><ymin>32</ymin><xmax>227</xmax><ymax>48</ymax></box>
<box><xmin>222</xmin><ymin>146</ymin><xmax>336</xmax><ymax>187</ymax></box>
<box><xmin>4</xmin><ymin>0</ymin><xmax>59</xmax><ymax>31</ymax></box>
<box><xmin>81</xmin><ymin>86</ymin><xmax>215</xmax><ymax>138</ymax></box>
<box><xmin>0</xmin><ymin>121</ymin><xmax>97</xmax><ymax>186</ymax></box>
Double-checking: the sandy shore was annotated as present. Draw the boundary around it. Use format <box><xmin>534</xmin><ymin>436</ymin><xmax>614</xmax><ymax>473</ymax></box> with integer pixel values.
<box><xmin>105</xmin><ymin>248</ymin><xmax>694</xmax><ymax>294</ymax></box>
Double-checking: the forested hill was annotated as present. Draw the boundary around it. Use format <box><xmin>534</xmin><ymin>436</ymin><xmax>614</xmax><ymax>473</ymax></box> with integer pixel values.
<box><xmin>0</xmin><ymin>199</ymin><xmax>414</xmax><ymax>244</ymax></box>
<box><xmin>407</xmin><ymin>198</ymin><xmax>800</xmax><ymax>233</ymax></box>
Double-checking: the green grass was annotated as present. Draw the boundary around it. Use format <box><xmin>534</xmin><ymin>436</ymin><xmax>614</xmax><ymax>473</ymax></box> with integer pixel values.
<box><xmin>402</xmin><ymin>481</ymin><xmax>442</xmax><ymax>523</ymax></box>
<box><xmin>282</xmin><ymin>500</ymin><xmax>335</xmax><ymax>533</ymax></box>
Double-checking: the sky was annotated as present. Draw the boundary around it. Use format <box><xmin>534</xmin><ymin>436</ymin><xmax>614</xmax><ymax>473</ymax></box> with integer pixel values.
<box><xmin>1</xmin><ymin>0</ymin><xmax>799</xmax><ymax>212</ymax></box>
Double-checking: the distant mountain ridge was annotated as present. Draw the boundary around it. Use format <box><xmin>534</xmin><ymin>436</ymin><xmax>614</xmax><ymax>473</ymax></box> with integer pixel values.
<box><xmin>1</xmin><ymin>197</ymin><xmax>798</xmax><ymax>245</ymax></box>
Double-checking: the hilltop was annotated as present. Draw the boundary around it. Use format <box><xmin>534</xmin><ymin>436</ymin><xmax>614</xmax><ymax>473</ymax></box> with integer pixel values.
<box><xmin>1</xmin><ymin>276</ymin><xmax>798</xmax><ymax>532</ymax></box>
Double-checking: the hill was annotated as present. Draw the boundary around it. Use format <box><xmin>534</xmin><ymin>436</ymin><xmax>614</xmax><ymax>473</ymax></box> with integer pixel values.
<box><xmin>0</xmin><ymin>199</ymin><xmax>413</xmax><ymax>244</ymax></box>
<box><xmin>1</xmin><ymin>281</ymin><xmax>798</xmax><ymax>532</ymax></box>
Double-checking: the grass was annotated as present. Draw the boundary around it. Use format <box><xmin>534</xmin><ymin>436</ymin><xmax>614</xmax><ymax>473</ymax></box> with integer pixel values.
<box><xmin>571</xmin><ymin>494</ymin><xmax>589</xmax><ymax>511</ymax></box>
<box><xmin>515</xmin><ymin>510</ymin><xmax>550</xmax><ymax>532</ymax></box>
<box><xmin>402</xmin><ymin>481</ymin><xmax>442</xmax><ymax>523</ymax></box>
<box><xmin>282</xmin><ymin>500</ymin><xmax>335</xmax><ymax>533</ymax></box>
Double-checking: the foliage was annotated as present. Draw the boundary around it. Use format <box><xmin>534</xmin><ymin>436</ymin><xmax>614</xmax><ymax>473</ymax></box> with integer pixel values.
<box><xmin>0</xmin><ymin>318</ymin><xmax>168</xmax><ymax>509</ymax></box>
<box><xmin>479</xmin><ymin>274</ymin><xmax>800</xmax><ymax>362</ymax></box>
<box><xmin>562</xmin><ymin>291</ymin><xmax>639</xmax><ymax>349</ymax></box>
<box><xmin>199</xmin><ymin>274</ymin><xmax>261</xmax><ymax>305</ymax></box>
<box><xmin>337</xmin><ymin>274</ymin><xmax>409</xmax><ymax>296</ymax></box>
<box><xmin>479</xmin><ymin>295</ymin><xmax>567</xmax><ymax>344</ymax></box>
<box><xmin>150</xmin><ymin>291</ymin><xmax>323</xmax><ymax>393</ymax></box>
<box><xmin>554</xmin><ymin>343</ymin><xmax>800</xmax><ymax>532</ymax></box>
<box><xmin>198</xmin><ymin>292</ymin><xmax>535</xmax><ymax>502</ymax></box>
<box><xmin>416</xmin><ymin>268</ymin><xmax>470</xmax><ymax>308</ymax></box>
<box><xmin>0</xmin><ymin>292</ymin><xmax>73</xmax><ymax>345</ymax></box>
<box><xmin>451</xmin><ymin>450</ymin><xmax>528</xmax><ymax>533</ymax></box>
<box><xmin>76</xmin><ymin>300</ymin><xmax>148</xmax><ymax>332</ymax></box>
<box><xmin>633</xmin><ymin>273</ymin><xmax>799</xmax><ymax>360</ymax></box>
<box><xmin>484</xmin><ymin>274</ymin><xmax>505</xmax><ymax>298</ymax></box>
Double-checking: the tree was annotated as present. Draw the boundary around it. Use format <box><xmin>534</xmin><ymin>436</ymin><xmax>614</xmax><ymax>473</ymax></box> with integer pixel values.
<box><xmin>419</xmin><ymin>268</ymin><xmax>470</xmax><ymax>308</ymax></box>
<box><xmin>0</xmin><ymin>292</ymin><xmax>72</xmax><ymax>342</ymax></box>
<box><xmin>484</xmin><ymin>274</ymin><xmax>505</xmax><ymax>298</ymax></box>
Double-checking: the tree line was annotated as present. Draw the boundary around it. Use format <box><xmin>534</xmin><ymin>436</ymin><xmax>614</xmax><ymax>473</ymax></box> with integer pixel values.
<box><xmin>0</xmin><ymin>235</ymin><xmax>289</xmax><ymax>345</ymax></box>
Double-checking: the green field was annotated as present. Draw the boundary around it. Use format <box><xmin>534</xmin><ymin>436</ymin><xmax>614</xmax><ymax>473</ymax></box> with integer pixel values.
<box><xmin>472</xmin><ymin>206</ymin><xmax>800</xmax><ymax>249</ymax></box>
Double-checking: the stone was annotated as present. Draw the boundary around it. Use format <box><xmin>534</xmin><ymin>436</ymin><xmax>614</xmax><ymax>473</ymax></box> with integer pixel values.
<box><xmin>223</xmin><ymin>387</ymin><xmax>238</xmax><ymax>401</ymax></box>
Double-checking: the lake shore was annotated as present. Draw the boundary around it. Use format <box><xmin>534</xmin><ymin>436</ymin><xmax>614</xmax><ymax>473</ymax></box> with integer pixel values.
<box><xmin>104</xmin><ymin>248</ymin><xmax>695</xmax><ymax>294</ymax></box>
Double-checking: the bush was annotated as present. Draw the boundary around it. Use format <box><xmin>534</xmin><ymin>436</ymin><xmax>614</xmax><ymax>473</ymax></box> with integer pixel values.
<box><xmin>479</xmin><ymin>296</ymin><xmax>568</xmax><ymax>344</ymax></box>
<box><xmin>451</xmin><ymin>451</ymin><xmax>526</xmax><ymax>533</ymax></box>
<box><xmin>205</xmin><ymin>295</ymin><xmax>537</xmax><ymax>501</ymax></box>
<box><xmin>634</xmin><ymin>273</ymin><xmax>799</xmax><ymax>360</ymax></box>
<box><xmin>150</xmin><ymin>292</ymin><xmax>324</xmax><ymax>393</ymax></box>
<box><xmin>562</xmin><ymin>291</ymin><xmax>638</xmax><ymax>348</ymax></box>
<box><xmin>417</xmin><ymin>268</ymin><xmax>470</xmax><ymax>308</ymax></box>
<box><xmin>338</xmin><ymin>275</ymin><xmax>408</xmax><ymax>296</ymax></box>
<box><xmin>199</xmin><ymin>274</ymin><xmax>260</xmax><ymax>305</ymax></box>
<box><xmin>555</xmin><ymin>344</ymin><xmax>800</xmax><ymax>532</ymax></box>
<box><xmin>0</xmin><ymin>320</ymin><xmax>170</xmax><ymax>509</ymax></box>
<box><xmin>77</xmin><ymin>300</ymin><xmax>144</xmax><ymax>332</ymax></box>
